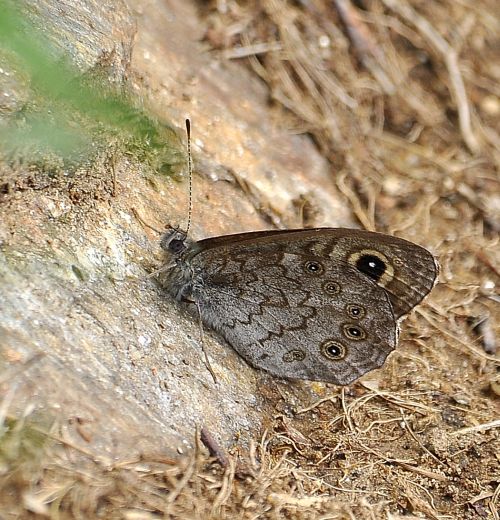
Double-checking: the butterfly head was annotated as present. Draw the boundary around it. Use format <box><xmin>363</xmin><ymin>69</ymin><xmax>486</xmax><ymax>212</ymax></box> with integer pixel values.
<box><xmin>159</xmin><ymin>227</ymin><xmax>198</xmax><ymax>301</ymax></box>
<box><xmin>160</xmin><ymin>227</ymin><xmax>192</xmax><ymax>256</ymax></box>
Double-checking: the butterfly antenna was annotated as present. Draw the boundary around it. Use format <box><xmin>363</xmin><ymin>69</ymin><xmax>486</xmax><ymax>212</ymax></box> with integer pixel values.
<box><xmin>185</xmin><ymin>118</ymin><xmax>193</xmax><ymax>236</ymax></box>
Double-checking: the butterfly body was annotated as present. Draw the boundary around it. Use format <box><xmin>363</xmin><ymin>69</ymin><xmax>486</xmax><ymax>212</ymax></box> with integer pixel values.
<box><xmin>160</xmin><ymin>228</ymin><xmax>438</xmax><ymax>385</ymax></box>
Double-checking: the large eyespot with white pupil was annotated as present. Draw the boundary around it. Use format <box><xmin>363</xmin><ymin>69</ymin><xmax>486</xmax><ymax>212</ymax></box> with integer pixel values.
<box><xmin>321</xmin><ymin>340</ymin><xmax>347</xmax><ymax>361</ymax></box>
<box><xmin>342</xmin><ymin>323</ymin><xmax>366</xmax><ymax>340</ymax></box>
<box><xmin>323</xmin><ymin>280</ymin><xmax>341</xmax><ymax>295</ymax></box>
<box><xmin>304</xmin><ymin>260</ymin><xmax>324</xmax><ymax>275</ymax></box>
<box><xmin>348</xmin><ymin>249</ymin><xmax>394</xmax><ymax>286</ymax></box>
<box><xmin>346</xmin><ymin>304</ymin><xmax>365</xmax><ymax>319</ymax></box>
<box><xmin>282</xmin><ymin>350</ymin><xmax>306</xmax><ymax>363</ymax></box>
<box><xmin>356</xmin><ymin>254</ymin><xmax>386</xmax><ymax>280</ymax></box>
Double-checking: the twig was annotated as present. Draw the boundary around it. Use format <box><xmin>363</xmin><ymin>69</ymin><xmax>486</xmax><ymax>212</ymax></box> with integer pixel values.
<box><xmin>200</xmin><ymin>426</ymin><xmax>229</xmax><ymax>468</ymax></box>
<box><xmin>267</xmin><ymin>493</ymin><xmax>332</xmax><ymax>508</ymax></box>
<box><xmin>222</xmin><ymin>40</ymin><xmax>282</xmax><ymax>59</ymax></box>
<box><xmin>398</xmin><ymin>462</ymin><xmax>448</xmax><ymax>482</ymax></box>
<box><xmin>450</xmin><ymin>419</ymin><xmax>500</xmax><ymax>437</ymax></box>
<box><xmin>131</xmin><ymin>207</ymin><xmax>163</xmax><ymax>235</ymax></box>
<box><xmin>295</xmin><ymin>395</ymin><xmax>339</xmax><ymax>414</ymax></box>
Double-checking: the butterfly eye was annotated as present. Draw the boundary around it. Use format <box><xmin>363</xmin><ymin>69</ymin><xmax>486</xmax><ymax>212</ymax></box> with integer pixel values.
<box><xmin>304</xmin><ymin>260</ymin><xmax>324</xmax><ymax>275</ymax></box>
<box><xmin>169</xmin><ymin>239</ymin><xmax>186</xmax><ymax>254</ymax></box>
<box><xmin>321</xmin><ymin>340</ymin><xmax>346</xmax><ymax>360</ymax></box>
<box><xmin>343</xmin><ymin>324</ymin><xmax>366</xmax><ymax>340</ymax></box>
<box><xmin>355</xmin><ymin>254</ymin><xmax>387</xmax><ymax>281</ymax></box>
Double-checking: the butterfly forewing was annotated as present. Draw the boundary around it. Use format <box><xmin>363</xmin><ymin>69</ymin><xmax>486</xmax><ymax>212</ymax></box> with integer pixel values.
<box><xmin>196</xmin><ymin>228</ymin><xmax>438</xmax><ymax>318</ymax></box>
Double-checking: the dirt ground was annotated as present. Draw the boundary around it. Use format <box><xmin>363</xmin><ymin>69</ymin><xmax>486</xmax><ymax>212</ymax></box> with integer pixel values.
<box><xmin>1</xmin><ymin>0</ymin><xmax>499</xmax><ymax>519</ymax></box>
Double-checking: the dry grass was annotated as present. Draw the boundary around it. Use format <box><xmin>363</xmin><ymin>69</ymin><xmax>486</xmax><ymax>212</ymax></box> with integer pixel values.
<box><xmin>1</xmin><ymin>379</ymin><xmax>498</xmax><ymax>518</ymax></box>
<box><xmin>1</xmin><ymin>0</ymin><xmax>499</xmax><ymax>518</ymax></box>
